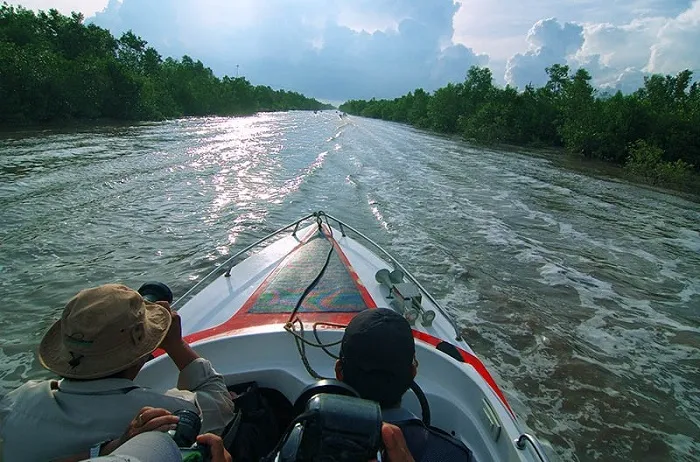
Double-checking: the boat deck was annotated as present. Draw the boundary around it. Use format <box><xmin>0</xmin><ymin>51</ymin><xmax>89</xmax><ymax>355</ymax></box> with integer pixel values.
<box><xmin>139</xmin><ymin>215</ymin><xmax>549</xmax><ymax>461</ymax></box>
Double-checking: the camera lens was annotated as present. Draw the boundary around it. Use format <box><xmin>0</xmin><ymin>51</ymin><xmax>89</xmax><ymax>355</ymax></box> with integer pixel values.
<box><xmin>171</xmin><ymin>409</ymin><xmax>202</xmax><ymax>447</ymax></box>
<box><xmin>138</xmin><ymin>282</ymin><xmax>173</xmax><ymax>303</ymax></box>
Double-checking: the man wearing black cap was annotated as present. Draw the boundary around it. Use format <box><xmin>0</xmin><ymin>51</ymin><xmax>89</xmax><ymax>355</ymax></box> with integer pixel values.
<box><xmin>335</xmin><ymin>308</ymin><xmax>474</xmax><ymax>461</ymax></box>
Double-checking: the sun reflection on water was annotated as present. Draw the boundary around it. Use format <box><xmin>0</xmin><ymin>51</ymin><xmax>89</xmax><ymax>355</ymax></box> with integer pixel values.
<box><xmin>181</xmin><ymin>114</ymin><xmax>335</xmax><ymax>253</ymax></box>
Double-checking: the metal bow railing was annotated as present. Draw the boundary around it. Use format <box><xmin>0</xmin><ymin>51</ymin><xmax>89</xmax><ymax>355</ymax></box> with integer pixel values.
<box><xmin>173</xmin><ymin>211</ymin><xmax>463</xmax><ymax>340</ymax></box>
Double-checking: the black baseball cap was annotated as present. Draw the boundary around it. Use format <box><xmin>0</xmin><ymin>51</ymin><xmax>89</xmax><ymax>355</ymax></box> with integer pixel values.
<box><xmin>340</xmin><ymin>308</ymin><xmax>415</xmax><ymax>407</ymax></box>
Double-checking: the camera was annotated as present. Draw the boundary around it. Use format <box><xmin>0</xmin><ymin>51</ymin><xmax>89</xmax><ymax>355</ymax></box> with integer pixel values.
<box><xmin>272</xmin><ymin>393</ymin><xmax>383</xmax><ymax>462</ymax></box>
<box><xmin>170</xmin><ymin>409</ymin><xmax>211</xmax><ymax>462</ymax></box>
<box><xmin>138</xmin><ymin>281</ymin><xmax>174</xmax><ymax>304</ymax></box>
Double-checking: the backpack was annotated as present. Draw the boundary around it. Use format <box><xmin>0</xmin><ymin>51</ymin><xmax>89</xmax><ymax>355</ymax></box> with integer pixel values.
<box><xmin>224</xmin><ymin>382</ymin><xmax>284</xmax><ymax>462</ymax></box>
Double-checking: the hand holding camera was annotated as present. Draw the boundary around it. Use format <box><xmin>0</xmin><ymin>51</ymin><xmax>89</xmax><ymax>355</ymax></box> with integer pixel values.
<box><xmin>113</xmin><ymin>407</ymin><xmax>227</xmax><ymax>462</ymax></box>
<box><xmin>110</xmin><ymin>399</ymin><xmax>409</xmax><ymax>462</ymax></box>
<box><xmin>196</xmin><ymin>434</ymin><xmax>233</xmax><ymax>462</ymax></box>
<box><xmin>170</xmin><ymin>409</ymin><xmax>212</xmax><ymax>462</ymax></box>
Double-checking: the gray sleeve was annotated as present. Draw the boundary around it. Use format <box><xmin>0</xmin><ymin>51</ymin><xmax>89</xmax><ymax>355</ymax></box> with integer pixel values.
<box><xmin>166</xmin><ymin>358</ymin><xmax>236</xmax><ymax>435</ymax></box>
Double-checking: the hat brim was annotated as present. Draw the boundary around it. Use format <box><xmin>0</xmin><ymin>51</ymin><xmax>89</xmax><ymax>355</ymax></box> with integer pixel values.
<box><xmin>38</xmin><ymin>302</ymin><xmax>171</xmax><ymax>379</ymax></box>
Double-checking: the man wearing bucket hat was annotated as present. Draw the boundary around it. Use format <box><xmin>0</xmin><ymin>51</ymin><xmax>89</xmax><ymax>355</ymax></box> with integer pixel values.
<box><xmin>335</xmin><ymin>308</ymin><xmax>474</xmax><ymax>461</ymax></box>
<box><xmin>0</xmin><ymin>284</ymin><xmax>235</xmax><ymax>462</ymax></box>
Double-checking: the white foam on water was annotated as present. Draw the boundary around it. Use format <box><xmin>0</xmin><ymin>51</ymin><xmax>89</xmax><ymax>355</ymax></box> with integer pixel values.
<box><xmin>514</xmin><ymin>248</ymin><xmax>547</xmax><ymax>264</ymax></box>
<box><xmin>538</xmin><ymin>262</ymin><xmax>617</xmax><ymax>308</ymax></box>
<box><xmin>677</xmin><ymin>280</ymin><xmax>700</xmax><ymax>303</ymax></box>
<box><xmin>675</xmin><ymin>227</ymin><xmax>700</xmax><ymax>252</ymax></box>
<box><xmin>0</xmin><ymin>347</ymin><xmax>39</xmax><ymax>397</ymax></box>
<box><xmin>367</xmin><ymin>196</ymin><xmax>389</xmax><ymax>231</ymax></box>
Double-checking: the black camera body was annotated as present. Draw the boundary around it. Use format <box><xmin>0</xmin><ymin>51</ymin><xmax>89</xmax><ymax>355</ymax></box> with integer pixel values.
<box><xmin>171</xmin><ymin>409</ymin><xmax>211</xmax><ymax>462</ymax></box>
<box><xmin>276</xmin><ymin>393</ymin><xmax>383</xmax><ymax>462</ymax></box>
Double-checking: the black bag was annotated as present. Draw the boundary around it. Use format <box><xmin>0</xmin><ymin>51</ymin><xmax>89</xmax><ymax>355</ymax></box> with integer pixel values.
<box><xmin>225</xmin><ymin>382</ymin><xmax>281</xmax><ymax>462</ymax></box>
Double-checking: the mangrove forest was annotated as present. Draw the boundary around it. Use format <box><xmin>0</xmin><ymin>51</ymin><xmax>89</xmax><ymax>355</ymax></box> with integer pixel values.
<box><xmin>0</xmin><ymin>4</ymin><xmax>332</xmax><ymax>125</ymax></box>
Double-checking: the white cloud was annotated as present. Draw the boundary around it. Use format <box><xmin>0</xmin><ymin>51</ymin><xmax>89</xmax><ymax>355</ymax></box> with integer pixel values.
<box><xmin>11</xmin><ymin>0</ymin><xmax>700</xmax><ymax>98</ymax></box>
<box><xmin>525</xmin><ymin>17</ymin><xmax>584</xmax><ymax>55</ymax></box>
<box><xmin>577</xmin><ymin>19</ymin><xmax>664</xmax><ymax>71</ymax></box>
<box><xmin>452</xmin><ymin>0</ymin><xmax>545</xmax><ymax>60</ymax></box>
<box><xmin>89</xmin><ymin>0</ymin><xmax>487</xmax><ymax>100</ymax></box>
<box><xmin>602</xmin><ymin>68</ymin><xmax>650</xmax><ymax>94</ymax></box>
<box><xmin>648</xmin><ymin>0</ymin><xmax>700</xmax><ymax>73</ymax></box>
<box><xmin>452</xmin><ymin>0</ymin><xmax>693</xmax><ymax>62</ymax></box>
<box><xmin>504</xmin><ymin>18</ymin><xmax>584</xmax><ymax>88</ymax></box>
<box><xmin>575</xmin><ymin>1</ymin><xmax>700</xmax><ymax>89</ymax></box>
<box><xmin>502</xmin><ymin>1</ymin><xmax>699</xmax><ymax>91</ymax></box>
<box><xmin>570</xmin><ymin>55</ymin><xmax>650</xmax><ymax>94</ymax></box>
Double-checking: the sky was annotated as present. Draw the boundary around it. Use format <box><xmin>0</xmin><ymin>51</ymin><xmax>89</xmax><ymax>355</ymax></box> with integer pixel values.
<box><xmin>11</xmin><ymin>0</ymin><xmax>700</xmax><ymax>101</ymax></box>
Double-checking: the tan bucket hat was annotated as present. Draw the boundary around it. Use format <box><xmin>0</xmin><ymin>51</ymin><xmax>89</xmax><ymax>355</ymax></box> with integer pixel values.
<box><xmin>39</xmin><ymin>284</ymin><xmax>172</xmax><ymax>379</ymax></box>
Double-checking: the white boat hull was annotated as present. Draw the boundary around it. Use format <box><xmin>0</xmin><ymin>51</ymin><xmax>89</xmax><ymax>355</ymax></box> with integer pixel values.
<box><xmin>137</xmin><ymin>214</ymin><xmax>549</xmax><ymax>461</ymax></box>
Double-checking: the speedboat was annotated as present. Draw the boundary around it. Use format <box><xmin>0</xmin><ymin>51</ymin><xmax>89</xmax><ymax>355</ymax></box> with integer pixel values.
<box><xmin>137</xmin><ymin>211</ymin><xmax>550</xmax><ymax>461</ymax></box>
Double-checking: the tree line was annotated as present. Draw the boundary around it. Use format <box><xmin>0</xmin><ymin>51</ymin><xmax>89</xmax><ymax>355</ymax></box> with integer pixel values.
<box><xmin>0</xmin><ymin>4</ymin><xmax>332</xmax><ymax>124</ymax></box>
<box><xmin>340</xmin><ymin>65</ymin><xmax>700</xmax><ymax>190</ymax></box>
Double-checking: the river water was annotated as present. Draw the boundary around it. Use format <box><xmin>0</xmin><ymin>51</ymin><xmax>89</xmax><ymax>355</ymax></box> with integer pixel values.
<box><xmin>0</xmin><ymin>112</ymin><xmax>698</xmax><ymax>461</ymax></box>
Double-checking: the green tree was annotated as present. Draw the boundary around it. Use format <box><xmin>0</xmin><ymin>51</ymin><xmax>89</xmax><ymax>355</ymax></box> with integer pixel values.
<box><xmin>428</xmin><ymin>83</ymin><xmax>462</xmax><ymax>133</ymax></box>
<box><xmin>0</xmin><ymin>4</ymin><xmax>331</xmax><ymax>124</ymax></box>
<box><xmin>560</xmin><ymin>68</ymin><xmax>597</xmax><ymax>156</ymax></box>
<box><xmin>339</xmin><ymin>63</ymin><xmax>699</xmax><ymax>190</ymax></box>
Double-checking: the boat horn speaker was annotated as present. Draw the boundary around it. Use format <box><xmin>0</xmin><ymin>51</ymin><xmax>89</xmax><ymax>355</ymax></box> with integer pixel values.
<box><xmin>375</xmin><ymin>269</ymin><xmax>393</xmax><ymax>289</ymax></box>
<box><xmin>389</xmin><ymin>269</ymin><xmax>404</xmax><ymax>283</ymax></box>
<box><xmin>421</xmin><ymin>309</ymin><xmax>436</xmax><ymax>327</ymax></box>
<box><xmin>375</xmin><ymin>268</ymin><xmax>405</xmax><ymax>288</ymax></box>
<box><xmin>376</xmin><ymin>269</ymin><xmax>422</xmax><ymax>326</ymax></box>
<box><xmin>402</xmin><ymin>306</ymin><xmax>420</xmax><ymax>326</ymax></box>
<box><xmin>387</xmin><ymin>297</ymin><xmax>419</xmax><ymax>326</ymax></box>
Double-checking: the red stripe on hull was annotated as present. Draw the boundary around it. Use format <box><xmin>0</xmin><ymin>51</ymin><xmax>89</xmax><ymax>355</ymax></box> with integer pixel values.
<box><xmin>171</xmin><ymin>225</ymin><xmax>378</xmax><ymax>347</ymax></box>
<box><xmin>412</xmin><ymin>330</ymin><xmax>515</xmax><ymax>419</ymax></box>
<box><xmin>156</xmin><ymin>227</ymin><xmax>513</xmax><ymax>423</ymax></box>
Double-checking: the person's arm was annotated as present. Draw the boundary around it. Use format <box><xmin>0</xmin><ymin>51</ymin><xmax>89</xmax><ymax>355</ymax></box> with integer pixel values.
<box><xmin>158</xmin><ymin>304</ymin><xmax>200</xmax><ymax>371</ymax></box>
<box><xmin>50</xmin><ymin>407</ymin><xmax>178</xmax><ymax>462</ymax></box>
<box><xmin>164</xmin><ymin>338</ymin><xmax>200</xmax><ymax>371</ymax></box>
<box><xmin>158</xmin><ymin>303</ymin><xmax>236</xmax><ymax>435</ymax></box>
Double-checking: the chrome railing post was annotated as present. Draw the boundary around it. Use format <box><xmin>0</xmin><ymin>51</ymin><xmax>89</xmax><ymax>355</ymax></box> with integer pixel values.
<box><xmin>515</xmin><ymin>434</ymin><xmax>549</xmax><ymax>461</ymax></box>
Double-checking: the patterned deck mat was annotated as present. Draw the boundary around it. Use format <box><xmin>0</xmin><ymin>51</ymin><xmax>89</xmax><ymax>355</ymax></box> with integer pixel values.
<box><xmin>247</xmin><ymin>233</ymin><xmax>369</xmax><ymax>313</ymax></box>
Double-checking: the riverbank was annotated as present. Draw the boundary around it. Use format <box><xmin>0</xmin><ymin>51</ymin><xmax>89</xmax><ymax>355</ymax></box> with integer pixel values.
<box><xmin>500</xmin><ymin>143</ymin><xmax>700</xmax><ymax>200</ymax></box>
<box><xmin>353</xmin><ymin>115</ymin><xmax>700</xmax><ymax>200</ymax></box>
<box><xmin>339</xmin><ymin>65</ymin><xmax>699</xmax><ymax>198</ymax></box>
